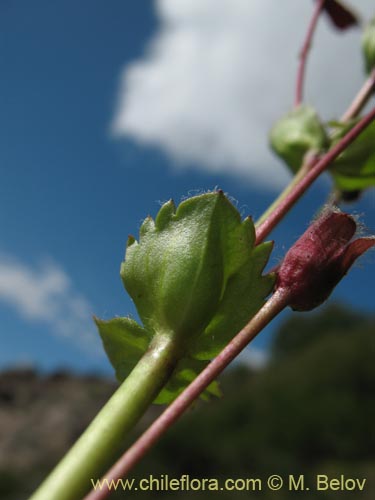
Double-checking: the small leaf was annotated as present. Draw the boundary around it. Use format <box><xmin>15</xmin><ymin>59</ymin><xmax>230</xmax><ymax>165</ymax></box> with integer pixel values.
<box><xmin>329</xmin><ymin>119</ymin><xmax>375</xmax><ymax>192</ymax></box>
<box><xmin>96</xmin><ymin>317</ymin><xmax>220</xmax><ymax>404</ymax></box>
<box><xmin>121</xmin><ymin>192</ymin><xmax>257</xmax><ymax>341</ymax></box>
<box><xmin>95</xmin><ymin>317</ymin><xmax>151</xmax><ymax>382</ymax></box>
<box><xmin>97</xmin><ymin>192</ymin><xmax>274</xmax><ymax>404</ymax></box>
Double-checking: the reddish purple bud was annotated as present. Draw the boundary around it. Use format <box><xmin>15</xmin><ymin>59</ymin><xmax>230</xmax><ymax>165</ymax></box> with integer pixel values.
<box><xmin>321</xmin><ymin>0</ymin><xmax>359</xmax><ymax>31</ymax></box>
<box><xmin>277</xmin><ymin>208</ymin><xmax>375</xmax><ymax>311</ymax></box>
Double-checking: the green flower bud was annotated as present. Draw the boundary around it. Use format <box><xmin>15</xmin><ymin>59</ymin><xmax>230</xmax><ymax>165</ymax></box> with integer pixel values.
<box><xmin>269</xmin><ymin>105</ymin><xmax>328</xmax><ymax>172</ymax></box>
<box><xmin>362</xmin><ymin>17</ymin><xmax>375</xmax><ymax>73</ymax></box>
<box><xmin>121</xmin><ymin>191</ymin><xmax>256</xmax><ymax>343</ymax></box>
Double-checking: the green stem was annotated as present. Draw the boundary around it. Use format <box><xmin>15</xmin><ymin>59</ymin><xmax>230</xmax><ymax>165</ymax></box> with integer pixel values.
<box><xmin>84</xmin><ymin>288</ymin><xmax>291</xmax><ymax>500</ymax></box>
<box><xmin>30</xmin><ymin>334</ymin><xmax>181</xmax><ymax>500</ymax></box>
<box><xmin>257</xmin><ymin>69</ymin><xmax>375</xmax><ymax>234</ymax></box>
<box><xmin>255</xmin><ymin>106</ymin><xmax>375</xmax><ymax>244</ymax></box>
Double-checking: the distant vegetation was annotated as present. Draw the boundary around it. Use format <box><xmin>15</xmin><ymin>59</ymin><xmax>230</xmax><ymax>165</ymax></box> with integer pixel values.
<box><xmin>0</xmin><ymin>303</ymin><xmax>374</xmax><ymax>499</ymax></box>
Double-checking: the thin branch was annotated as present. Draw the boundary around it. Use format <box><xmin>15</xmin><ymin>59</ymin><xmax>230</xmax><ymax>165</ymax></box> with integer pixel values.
<box><xmin>83</xmin><ymin>289</ymin><xmax>291</xmax><ymax>500</ymax></box>
<box><xmin>257</xmin><ymin>72</ymin><xmax>375</xmax><ymax>231</ymax></box>
<box><xmin>29</xmin><ymin>335</ymin><xmax>181</xmax><ymax>500</ymax></box>
<box><xmin>255</xmin><ymin>152</ymin><xmax>319</xmax><ymax>228</ymax></box>
<box><xmin>85</xmin><ymin>108</ymin><xmax>375</xmax><ymax>500</ymax></box>
<box><xmin>340</xmin><ymin>68</ymin><xmax>375</xmax><ymax>122</ymax></box>
<box><xmin>255</xmin><ymin>106</ymin><xmax>375</xmax><ymax>245</ymax></box>
<box><xmin>295</xmin><ymin>0</ymin><xmax>326</xmax><ymax>107</ymax></box>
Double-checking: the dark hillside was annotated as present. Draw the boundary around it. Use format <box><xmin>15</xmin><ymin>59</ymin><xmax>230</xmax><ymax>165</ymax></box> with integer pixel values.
<box><xmin>1</xmin><ymin>303</ymin><xmax>374</xmax><ymax>499</ymax></box>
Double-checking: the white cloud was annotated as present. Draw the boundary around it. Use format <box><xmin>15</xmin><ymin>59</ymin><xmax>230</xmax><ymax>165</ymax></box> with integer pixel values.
<box><xmin>0</xmin><ymin>256</ymin><xmax>97</xmax><ymax>352</ymax></box>
<box><xmin>113</xmin><ymin>0</ymin><xmax>374</xmax><ymax>189</ymax></box>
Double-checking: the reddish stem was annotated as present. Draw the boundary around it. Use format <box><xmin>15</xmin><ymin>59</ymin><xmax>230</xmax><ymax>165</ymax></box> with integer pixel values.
<box><xmin>341</xmin><ymin>69</ymin><xmax>375</xmax><ymax>122</ymax></box>
<box><xmin>255</xmin><ymin>106</ymin><xmax>375</xmax><ymax>245</ymax></box>
<box><xmin>85</xmin><ymin>107</ymin><xmax>375</xmax><ymax>500</ymax></box>
<box><xmin>84</xmin><ymin>106</ymin><xmax>375</xmax><ymax>500</ymax></box>
<box><xmin>83</xmin><ymin>289</ymin><xmax>290</xmax><ymax>500</ymax></box>
<box><xmin>295</xmin><ymin>0</ymin><xmax>326</xmax><ymax>106</ymax></box>
<box><xmin>84</xmin><ymin>54</ymin><xmax>375</xmax><ymax>500</ymax></box>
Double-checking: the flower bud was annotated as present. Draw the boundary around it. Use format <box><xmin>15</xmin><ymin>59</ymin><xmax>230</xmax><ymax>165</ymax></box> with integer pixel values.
<box><xmin>362</xmin><ymin>17</ymin><xmax>375</xmax><ymax>73</ymax></box>
<box><xmin>269</xmin><ymin>105</ymin><xmax>328</xmax><ymax>173</ymax></box>
<box><xmin>276</xmin><ymin>209</ymin><xmax>375</xmax><ymax>311</ymax></box>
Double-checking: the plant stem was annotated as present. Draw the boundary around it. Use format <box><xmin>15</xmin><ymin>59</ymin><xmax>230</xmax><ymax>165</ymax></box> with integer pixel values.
<box><xmin>255</xmin><ymin>153</ymin><xmax>318</xmax><ymax>229</ymax></box>
<box><xmin>255</xmin><ymin>106</ymin><xmax>375</xmax><ymax>244</ymax></box>
<box><xmin>84</xmin><ymin>288</ymin><xmax>291</xmax><ymax>500</ymax></box>
<box><xmin>82</xmin><ymin>106</ymin><xmax>375</xmax><ymax>500</ymax></box>
<box><xmin>28</xmin><ymin>7</ymin><xmax>374</xmax><ymax>500</ymax></box>
<box><xmin>30</xmin><ymin>334</ymin><xmax>181</xmax><ymax>500</ymax></box>
<box><xmin>340</xmin><ymin>68</ymin><xmax>375</xmax><ymax>122</ymax></box>
<box><xmin>33</xmin><ymin>50</ymin><xmax>375</xmax><ymax>500</ymax></box>
<box><xmin>295</xmin><ymin>0</ymin><xmax>326</xmax><ymax>107</ymax></box>
<box><xmin>81</xmin><ymin>106</ymin><xmax>375</xmax><ymax>500</ymax></box>
<box><xmin>257</xmin><ymin>72</ymin><xmax>375</xmax><ymax>236</ymax></box>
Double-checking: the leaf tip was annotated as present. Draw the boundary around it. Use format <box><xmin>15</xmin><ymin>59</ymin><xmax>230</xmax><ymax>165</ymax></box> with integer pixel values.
<box><xmin>126</xmin><ymin>235</ymin><xmax>136</xmax><ymax>248</ymax></box>
<box><xmin>139</xmin><ymin>216</ymin><xmax>155</xmax><ymax>238</ymax></box>
<box><xmin>92</xmin><ymin>315</ymin><xmax>101</xmax><ymax>327</ymax></box>
<box><xmin>155</xmin><ymin>199</ymin><xmax>176</xmax><ymax>230</ymax></box>
<box><xmin>241</xmin><ymin>216</ymin><xmax>256</xmax><ymax>246</ymax></box>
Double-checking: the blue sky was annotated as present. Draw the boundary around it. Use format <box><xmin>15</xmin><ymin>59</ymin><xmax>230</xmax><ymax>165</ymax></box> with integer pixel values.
<box><xmin>0</xmin><ymin>0</ymin><xmax>374</xmax><ymax>375</ymax></box>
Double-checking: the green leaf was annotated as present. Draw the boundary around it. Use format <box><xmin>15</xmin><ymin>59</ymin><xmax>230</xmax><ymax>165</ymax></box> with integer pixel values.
<box><xmin>97</xmin><ymin>192</ymin><xmax>274</xmax><ymax>404</ymax></box>
<box><xmin>190</xmin><ymin>241</ymin><xmax>275</xmax><ymax>360</ymax></box>
<box><xmin>269</xmin><ymin>105</ymin><xmax>328</xmax><ymax>173</ymax></box>
<box><xmin>95</xmin><ymin>317</ymin><xmax>220</xmax><ymax>404</ymax></box>
<box><xmin>121</xmin><ymin>192</ymin><xmax>256</xmax><ymax>342</ymax></box>
<box><xmin>329</xmin><ymin>120</ymin><xmax>375</xmax><ymax>192</ymax></box>
<box><xmin>95</xmin><ymin>317</ymin><xmax>151</xmax><ymax>382</ymax></box>
<box><xmin>154</xmin><ymin>358</ymin><xmax>221</xmax><ymax>405</ymax></box>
